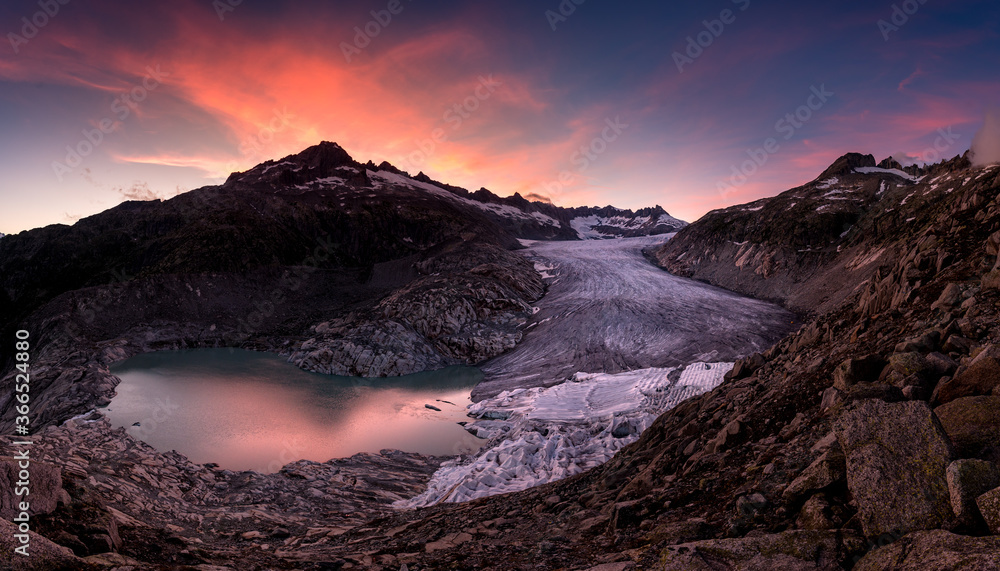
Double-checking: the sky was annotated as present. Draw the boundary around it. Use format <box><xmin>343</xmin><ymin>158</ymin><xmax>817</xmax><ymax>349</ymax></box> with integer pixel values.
<box><xmin>1</xmin><ymin>0</ymin><xmax>998</xmax><ymax>234</ymax></box>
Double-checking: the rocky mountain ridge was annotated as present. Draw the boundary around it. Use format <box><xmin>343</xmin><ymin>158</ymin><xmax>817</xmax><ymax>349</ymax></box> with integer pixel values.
<box><xmin>652</xmin><ymin>152</ymin><xmax>981</xmax><ymax>315</ymax></box>
<box><xmin>229</xmin><ymin>141</ymin><xmax>687</xmax><ymax>241</ymax></box>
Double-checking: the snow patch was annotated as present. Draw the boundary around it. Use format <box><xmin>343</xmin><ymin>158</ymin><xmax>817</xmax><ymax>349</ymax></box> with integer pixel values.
<box><xmin>817</xmin><ymin>177</ymin><xmax>839</xmax><ymax>190</ymax></box>
<box><xmin>855</xmin><ymin>167</ymin><xmax>919</xmax><ymax>182</ymax></box>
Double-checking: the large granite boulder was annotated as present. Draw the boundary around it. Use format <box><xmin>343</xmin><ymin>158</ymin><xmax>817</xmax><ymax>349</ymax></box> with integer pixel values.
<box><xmin>659</xmin><ymin>530</ymin><xmax>865</xmax><ymax>570</ymax></box>
<box><xmin>834</xmin><ymin>400</ymin><xmax>954</xmax><ymax>537</ymax></box>
<box><xmin>854</xmin><ymin>530</ymin><xmax>1000</xmax><ymax>570</ymax></box>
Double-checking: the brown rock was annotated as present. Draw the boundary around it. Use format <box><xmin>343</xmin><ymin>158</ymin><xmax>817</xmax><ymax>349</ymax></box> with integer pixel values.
<box><xmin>937</xmin><ymin>357</ymin><xmax>1000</xmax><ymax>404</ymax></box>
<box><xmin>947</xmin><ymin>459</ymin><xmax>1000</xmax><ymax>529</ymax></box>
<box><xmin>854</xmin><ymin>530</ymin><xmax>1000</xmax><ymax>570</ymax></box>
<box><xmin>783</xmin><ymin>449</ymin><xmax>847</xmax><ymax>501</ymax></box>
<box><xmin>977</xmin><ymin>486</ymin><xmax>1000</xmax><ymax>534</ymax></box>
<box><xmin>0</xmin><ymin>517</ymin><xmax>83</xmax><ymax>570</ymax></box>
<box><xmin>660</xmin><ymin>530</ymin><xmax>865</xmax><ymax>570</ymax></box>
<box><xmin>981</xmin><ymin>269</ymin><xmax>1000</xmax><ymax>290</ymax></box>
<box><xmin>832</xmin><ymin>355</ymin><xmax>885</xmax><ymax>391</ymax></box>
<box><xmin>834</xmin><ymin>400</ymin><xmax>954</xmax><ymax>537</ymax></box>
<box><xmin>0</xmin><ymin>459</ymin><xmax>66</xmax><ymax>521</ymax></box>
<box><xmin>935</xmin><ymin>396</ymin><xmax>1000</xmax><ymax>457</ymax></box>
<box><xmin>796</xmin><ymin>494</ymin><xmax>835</xmax><ymax>530</ymax></box>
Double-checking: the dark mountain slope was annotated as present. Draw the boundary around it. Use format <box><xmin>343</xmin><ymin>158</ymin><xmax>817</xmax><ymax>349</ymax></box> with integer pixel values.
<box><xmin>653</xmin><ymin>152</ymin><xmax>981</xmax><ymax>316</ymax></box>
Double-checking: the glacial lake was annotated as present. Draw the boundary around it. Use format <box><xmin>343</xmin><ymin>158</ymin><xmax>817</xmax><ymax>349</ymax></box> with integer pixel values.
<box><xmin>104</xmin><ymin>349</ymin><xmax>485</xmax><ymax>472</ymax></box>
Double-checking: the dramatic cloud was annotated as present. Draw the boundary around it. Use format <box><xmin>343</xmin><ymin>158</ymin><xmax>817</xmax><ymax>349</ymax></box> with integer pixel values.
<box><xmin>0</xmin><ymin>0</ymin><xmax>997</xmax><ymax>233</ymax></box>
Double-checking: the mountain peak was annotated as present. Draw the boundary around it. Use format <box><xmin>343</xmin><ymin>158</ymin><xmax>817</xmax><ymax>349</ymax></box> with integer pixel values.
<box><xmin>283</xmin><ymin>141</ymin><xmax>355</xmax><ymax>169</ymax></box>
<box><xmin>818</xmin><ymin>152</ymin><xmax>876</xmax><ymax>179</ymax></box>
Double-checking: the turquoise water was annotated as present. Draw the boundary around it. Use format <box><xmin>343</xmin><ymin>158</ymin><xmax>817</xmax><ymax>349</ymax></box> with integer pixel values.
<box><xmin>104</xmin><ymin>348</ymin><xmax>484</xmax><ymax>472</ymax></box>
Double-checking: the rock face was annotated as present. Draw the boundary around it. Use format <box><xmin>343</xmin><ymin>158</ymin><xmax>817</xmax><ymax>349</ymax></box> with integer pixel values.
<box><xmin>659</xmin><ymin>530</ymin><xmax>866</xmax><ymax>570</ymax></box>
<box><xmin>979</xmin><ymin>486</ymin><xmax>1000</xmax><ymax>534</ymax></box>
<box><xmin>0</xmin><ymin>458</ymin><xmax>67</xmax><ymax>520</ymax></box>
<box><xmin>934</xmin><ymin>396</ymin><xmax>1000</xmax><ymax>458</ymax></box>
<box><xmin>854</xmin><ymin>530</ymin><xmax>1000</xmax><ymax>570</ymax></box>
<box><xmin>834</xmin><ymin>400</ymin><xmax>955</xmax><ymax>537</ymax></box>
<box><xmin>937</xmin><ymin>354</ymin><xmax>1000</xmax><ymax>403</ymax></box>
<box><xmin>947</xmin><ymin>460</ymin><xmax>1000</xmax><ymax>529</ymax></box>
<box><xmin>0</xmin><ymin>518</ymin><xmax>83</xmax><ymax>570</ymax></box>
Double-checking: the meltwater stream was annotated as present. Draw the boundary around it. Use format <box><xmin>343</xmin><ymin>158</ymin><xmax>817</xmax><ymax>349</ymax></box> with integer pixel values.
<box><xmin>104</xmin><ymin>349</ymin><xmax>484</xmax><ymax>472</ymax></box>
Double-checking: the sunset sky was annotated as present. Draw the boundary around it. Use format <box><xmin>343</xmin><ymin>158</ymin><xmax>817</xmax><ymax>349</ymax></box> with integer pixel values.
<box><xmin>1</xmin><ymin>0</ymin><xmax>997</xmax><ymax>234</ymax></box>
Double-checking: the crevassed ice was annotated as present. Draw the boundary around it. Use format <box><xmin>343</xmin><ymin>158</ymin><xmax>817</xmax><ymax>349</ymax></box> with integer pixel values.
<box><xmin>395</xmin><ymin>362</ymin><xmax>731</xmax><ymax>508</ymax></box>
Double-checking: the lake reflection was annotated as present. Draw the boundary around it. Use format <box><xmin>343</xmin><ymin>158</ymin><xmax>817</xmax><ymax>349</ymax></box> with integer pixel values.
<box><xmin>104</xmin><ymin>349</ymin><xmax>484</xmax><ymax>472</ymax></box>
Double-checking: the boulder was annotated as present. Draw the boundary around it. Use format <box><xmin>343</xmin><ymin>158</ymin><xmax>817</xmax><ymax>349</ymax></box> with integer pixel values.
<box><xmin>844</xmin><ymin>383</ymin><xmax>905</xmax><ymax>404</ymax></box>
<box><xmin>854</xmin><ymin>530</ymin><xmax>1000</xmax><ymax>570</ymax></box>
<box><xmin>796</xmin><ymin>494</ymin><xmax>835</xmax><ymax>530</ymax></box>
<box><xmin>947</xmin><ymin>460</ymin><xmax>1000</xmax><ymax>529</ymax></box>
<box><xmin>0</xmin><ymin>459</ymin><xmax>67</xmax><ymax>521</ymax></box>
<box><xmin>726</xmin><ymin>353</ymin><xmax>765</xmax><ymax>381</ymax></box>
<box><xmin>942</xmin><ymin>335</ymin><xmax>976</xmax><ymax>355</ymax></box>
<box><xmin>924</xmin><ymin>352</ymin><xmax>958</xmax><ymax>377</ymax></box>
<box><xmin>894</xmin><ymin>332</ymin><xmax>941</xmax><ymax>354</ymax></box>
<box><xmin>0</xmin><ymin>517</ymin><xmax>84</xmax><ymax>570</ymax></box>
<box><xmin>978</xmin><ymin>486</ymin><xmax>1000</xmax><ymax>534</ymax></box>
<box><xmin>931</xmin><ymin>283</ymin><xmax>962</xmax><ymax>311</ymax></box>
<box><xmin>879</xmin><ymin>352</ymin><xmax>933</xmax><ymax>388</ymax></box>
<box><xmin>834</xmin><ymin>400</ymin><xmax>954</xmax><ymax>537</ymax></box>
<box><xmin>782</xmin><ymin>448</ymin><xmax>847</xmax><ymax>501</ymax></box>
<box><xmin>660</xmin><ymin>530</ymin><xmax>865</xmax><ymax>570</ymax></box>
<box><xmin>934</xmin><ymin>396</ymin><xmax>1000</xmax><ymax>457</ymax></box>
<box><xmin>982</xmin><ymin>269</ymin><xmax>1000</xmax><ymax>290</ymax></box>
<box><xmin>832</xmin><ymin>355</ymin><xmax>885</xmax><ymax>391</ymax></box>
<box><xmin>937</xmin><ymin>356</ymin><xmax>1000</xmax><ymax>404</ymax></box>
